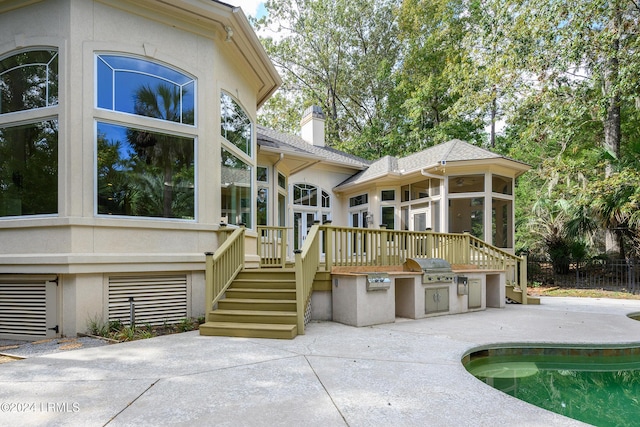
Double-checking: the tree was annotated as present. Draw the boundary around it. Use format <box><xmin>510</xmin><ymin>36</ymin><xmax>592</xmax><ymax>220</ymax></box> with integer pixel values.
<box><xmin>505</xmin><ymin>0</ymin><xmax>640</xmax><ymax>256</ymax></box>
<box><xmin>255</xmin><ymin>0</ymin><xmax>401</xmax><ymax>158</ymax></box>
<box><xmin>392</xmin><ymin>0</ymin><xmax>485</xmax><ymax>152</ymax></box>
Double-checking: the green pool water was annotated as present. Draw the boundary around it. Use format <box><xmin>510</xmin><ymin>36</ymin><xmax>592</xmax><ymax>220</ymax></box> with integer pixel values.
<box><xmin>464</xmin><ymin>346</ymin><xmax>640</xmax><ymax>427</ymax></box>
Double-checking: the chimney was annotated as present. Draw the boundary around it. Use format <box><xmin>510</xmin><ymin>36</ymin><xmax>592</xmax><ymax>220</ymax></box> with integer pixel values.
<box><xmin>300</xmin><ymin>105</ymin><xmax>325</xmax><ymax>147</ymax></box>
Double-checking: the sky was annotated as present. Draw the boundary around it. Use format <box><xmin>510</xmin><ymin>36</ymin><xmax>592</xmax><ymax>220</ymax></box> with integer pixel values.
<box><xmin>228</xmin><ymin>1</ymin><xmax>267</xmax><ymax>19</ymax></box>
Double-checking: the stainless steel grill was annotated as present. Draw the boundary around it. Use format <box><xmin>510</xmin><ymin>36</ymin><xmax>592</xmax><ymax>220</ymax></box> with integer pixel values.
<box><xmin>403</xmin><ymin>258</ymin><xmax>455</xmax><ymax>284</ymax></box>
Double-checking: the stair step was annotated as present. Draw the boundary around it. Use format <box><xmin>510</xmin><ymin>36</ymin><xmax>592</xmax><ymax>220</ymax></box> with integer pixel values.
<box><xmin>236</xmin><ymin>270</ymin><xmax>295</xmax><ymax>280</ymax></box>
<box><xmin>208</xmin><ymin>309</ymin><xmax>297</xmax><ymax>324</ymax></box>
<box><xmin>218</xmin><ymin>298</ymin><xmax>297</xmax><ymax>311</ymax></box>
<box><xmin>226</xmin><ymin>288</ymin><xmax>296</xmax><ymax>300</ymax></box>
<box><xmin>199</xmin><ymin>322</ymin><xmax>297</xmax><ymax>339</ymax></box>
<box><xmin>231</xmin><ymin>279</ymin><xmax>296</xmax><ymax>289</ymax></box>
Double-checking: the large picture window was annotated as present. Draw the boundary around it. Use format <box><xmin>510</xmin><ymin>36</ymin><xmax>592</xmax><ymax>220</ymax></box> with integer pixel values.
<box><xmin>0</xmin><ymin>120</ymin><xmax>58</xmax><ymax>216</ymax></box>
<box><xmin>1</xmin><ymin>48</ymin><xmax>59</xmax><ymax>218</ymax></box>
<box><xmin>97</xmin><ymin>55</ymin><xmax>194</xmax><ymax>125</ymax></box>
<box><xmin>97</xmin><ymin>122</ymin><xmax>194</xmax><ymax>219</ymax></box>
<box><xmin>95</xmin><ymin>55</ymin><xmax>197</xmax><ymax>220</ymax></box>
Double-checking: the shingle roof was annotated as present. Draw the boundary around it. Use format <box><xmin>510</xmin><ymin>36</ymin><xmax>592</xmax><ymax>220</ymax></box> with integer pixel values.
<box><xmin>335</xmin><ymin>139</ymin><xmax>528</xmax><ymax>188</ymax></box>
<box><xmin>257</xmin><ymin>125</ymin><xmax>371</xmax><ymax>169</ymax></box>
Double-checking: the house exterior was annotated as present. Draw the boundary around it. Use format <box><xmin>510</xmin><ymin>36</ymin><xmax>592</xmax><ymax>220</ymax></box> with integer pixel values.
<box><xmin>0</xmin><ymin>0</ymin><xmax>528</xmax><ymax>340</ymax></box>
<box><xmin>259</xmin><ymin>109</ymin><xmax>529</xmax><ymax>256</ymax></box>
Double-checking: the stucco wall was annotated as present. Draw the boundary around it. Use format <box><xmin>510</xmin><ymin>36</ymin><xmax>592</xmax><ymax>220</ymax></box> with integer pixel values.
<box><xmin>0</xmin><ymin>0</ymin><xmax>265</xmax><ymax>336</ymax></box>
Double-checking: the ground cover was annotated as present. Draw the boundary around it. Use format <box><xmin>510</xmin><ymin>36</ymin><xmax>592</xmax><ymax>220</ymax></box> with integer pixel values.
<box><xmin>87</xmin><ymin>317</ymin><xmax>204</xmax><ymax>342</ymax></box>
<box><xmin>528</xmin><ymin>286</ymin><xmax>640</xmax><ymax>300</ymax></box>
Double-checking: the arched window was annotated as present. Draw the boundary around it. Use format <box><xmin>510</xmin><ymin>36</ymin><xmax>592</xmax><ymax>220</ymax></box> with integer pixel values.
<box><xmin>95</xmin><ymin>54</ymin><xmax>196</xmax><ymax>219</ymax></box>
<box><xmin>0</xmin><ymin>49</ymin><xmax>59</xmax><ymax>217</ymax></box>
<box><xmin>97</xmin><ymin>55</ymin><xmax>195</xmax><ymax>125</ymax></box>
<box><xmin>1</xmin><ymin>49</ymin><xmax>58</xmax><ymax>114</ymax></box>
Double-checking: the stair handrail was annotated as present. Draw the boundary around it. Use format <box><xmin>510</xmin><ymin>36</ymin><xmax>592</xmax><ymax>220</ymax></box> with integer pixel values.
<box><xmin>467</xmin><ymin>234</ymin><xmax>527</xmax><ymax>300</ymax></box>
<box><xmin>294</xmin><ymin>222</ymin><xmax>322</xmax><ymax>335</ymax></box>
<box><xmin>204</xmin><ymin>226</ymin><xmax>245</xmax><ymax>317</ymax></box>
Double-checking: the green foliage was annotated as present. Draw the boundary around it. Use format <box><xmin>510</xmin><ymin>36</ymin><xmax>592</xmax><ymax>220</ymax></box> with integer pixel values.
<box><xmin>86</xmin><ymin>316</ymin><xmax>109</xmax><ymax>337</ymax></box>
<box><xmin>256</xmin><ymin>0</ymin><xmax>401</xmax><ymax>156</ymax></box>
<box><xmin>86</xmin><ymin>317</ymin><xmax>201</xmax><ymax>342</ymax></box>
<box><xmin>254</xmin><ymin>0</ymin><xmax>640</xmax><ymax>257</ymax></box>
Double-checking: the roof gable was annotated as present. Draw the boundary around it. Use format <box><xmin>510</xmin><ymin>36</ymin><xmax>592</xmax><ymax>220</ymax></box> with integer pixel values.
<box><xmin>335</xmin><ymin>139</ymin><xmax>529</xmax><ymax>189</ymax></box>
<box><xmin>257</xmin><ymin>125</ymin><xmax>371</xmax><ymax>169</ymax></box>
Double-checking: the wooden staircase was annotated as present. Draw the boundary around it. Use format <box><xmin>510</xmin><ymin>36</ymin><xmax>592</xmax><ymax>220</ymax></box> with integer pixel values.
<box><xmin>506</xmin><ymin>284</ymin><xmax>540</xmax><ymax>305</ymax></box>
<box><xmin>199</xmin><ymin>269</ymin><xmax>298</xmax><ymax>339</ymax></box>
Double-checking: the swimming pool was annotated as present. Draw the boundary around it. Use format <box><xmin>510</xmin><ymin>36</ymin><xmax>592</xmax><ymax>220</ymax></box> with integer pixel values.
<box><xmin>463</xmin><ymin>345</ymin><xmax>640</xmax><ymax>426</ymax></box>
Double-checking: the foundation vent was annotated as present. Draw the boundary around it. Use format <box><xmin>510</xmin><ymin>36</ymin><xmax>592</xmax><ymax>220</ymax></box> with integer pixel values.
<box><xmin>108</xmin><ymin>274</ymin><xmax>189</xmax><ymax>326</ymax></box>
<box><xmin>0</xmin><ymin>275</ymin><xmax>58</xmax><ymax>340</ymax></box>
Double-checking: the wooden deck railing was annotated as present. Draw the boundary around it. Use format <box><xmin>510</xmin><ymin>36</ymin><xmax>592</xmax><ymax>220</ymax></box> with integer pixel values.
<box><xmin>204</xmin><ymin>226</ymin><xmax>245</xmax><ymax>318</ymax></box>
<box><xmin>203</xmin><ymin>224</ymin><xmax>529</xmax><ymax>325</ymax></box>
<box><xmin>294</xmin><ymin>223</ymin><xmax>322</xmax><ymax>334</ymax></box>
<box><xmin>321</xmin><ymin>225</ymin><xmax>527</xmax><ymax>297</ymax></box>
<box><xmin>257</xmin><ymin>226</ymin><xmax>289</xmax><ymax>268</ymax></box>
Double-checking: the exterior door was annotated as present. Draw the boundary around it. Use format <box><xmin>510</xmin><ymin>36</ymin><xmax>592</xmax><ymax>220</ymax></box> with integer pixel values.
<box><xmin>350</xmin><ymin>209</ymin><xmax>369</xmax><ymax>256</ymax></box>
<box><xmin>412</xmin><ymin>206</ymin><xmax>431</xmax><ymax>231</ymax></box>
<box><xmin>294</xmin><ymin>211</ymin><xmax>317</xmax><ymax>250</ymax></box>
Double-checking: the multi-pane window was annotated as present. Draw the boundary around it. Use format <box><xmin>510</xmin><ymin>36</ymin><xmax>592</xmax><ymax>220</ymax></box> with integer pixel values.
<box><xmin>321</xmin><ymin>190</ymin><xmax>330</xmax><ymax>208</ymax></box>
<box><xmin>0</xmin><ymin>49</ymin><xmax>59</xmax><ymax>217</ymax></box>
<box><xmin>220</xmin><ymin>92</ymin><xmax>253</xmax><ymax>227</ymax></box>
<box><xmin>97</xmin><ymin>55</ymin><xmax>194</xmax><ymax>124</ymax></box>
<box><xmin>95</xmin><ymin>54</ymin><xmax>196</xmax><ymax>219</ymax></box>
<box><xmin>294</xmin><ymin>183</ymin><xmax>318</xmax><ymax>206</ymax></box>
<box><xmin>1</xmin><ymin>50</ymin><xmax>58</xmax><ymax>113</ymax></box>
<box><xmin>293</xmin><ymin>184</ymin><xmax>330</xmax><ymax>209</ymax></box>
<box><xmin>349</xmin><ymin>194</ymin><xmax>368</xmax><ymax>207</ymax></box>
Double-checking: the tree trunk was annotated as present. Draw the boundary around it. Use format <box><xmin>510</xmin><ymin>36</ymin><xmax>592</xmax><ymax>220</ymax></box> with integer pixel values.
<box><xmin>604</xmin><ymin>3</ymin><xmax>623</xmax><ymax>257</ymax></box>
<box><xmin>490</xmin><ymin>93</ymin><xmax>497</xmax><ymax>148</ymax></box>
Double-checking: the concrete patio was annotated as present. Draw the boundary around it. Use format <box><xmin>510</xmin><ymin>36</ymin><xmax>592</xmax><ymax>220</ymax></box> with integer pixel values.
<box><xmin>2</xmin><ymin>297</ymin><xmax>640</xmax><ymax>426</ymax></box>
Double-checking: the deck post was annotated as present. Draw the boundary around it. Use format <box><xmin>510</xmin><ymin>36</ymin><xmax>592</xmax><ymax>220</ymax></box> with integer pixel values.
<box><xmin>324</xmin><ymin>223</ymin><xmax>333</xmax><ymax>272</ymax></box>
<box><xmin>463</xmin><ymin>232</ymin><xmax>471</xmax><ymax>264</ymax></box>
<box><xmin>204</xmin><ymin>251</ymin><xmax>214</xmax><ymax>321</ymax></box>
<box><xmin>294</xmin><ymin>249</ymin><xmax>305</xmax><ymax>334</ymax></box>
<box><xmin>279</xmin><ymin>227</ymin><xmax>287</xmax><ymax>268</ymax></box>
<box><xmin>379</xmin><ymin>224</ymin><xmax>388</xmax><ymax>265</ymax></box>
<box><xmin>520</xmin><ymin>255</ymin><xmax>528</xmax><ymax>304</ymax></box>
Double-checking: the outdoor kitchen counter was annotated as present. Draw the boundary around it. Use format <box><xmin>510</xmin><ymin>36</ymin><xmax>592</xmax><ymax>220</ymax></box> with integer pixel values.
<box><xmin>330</xmin><ymin>266</ymin><xmax>506</xmax><ymax>327</ymax></box>
<box><xmin>331</xmin><ymin>272</ymin><xmax>398</xmax><ymax>327</ymax></box>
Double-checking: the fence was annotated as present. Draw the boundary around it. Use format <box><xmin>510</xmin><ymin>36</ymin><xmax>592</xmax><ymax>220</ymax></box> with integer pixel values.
<box><xmin>528</xmin><ymin>258</ymin><xmax>640</xmax><ymax>294</ymax></box>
